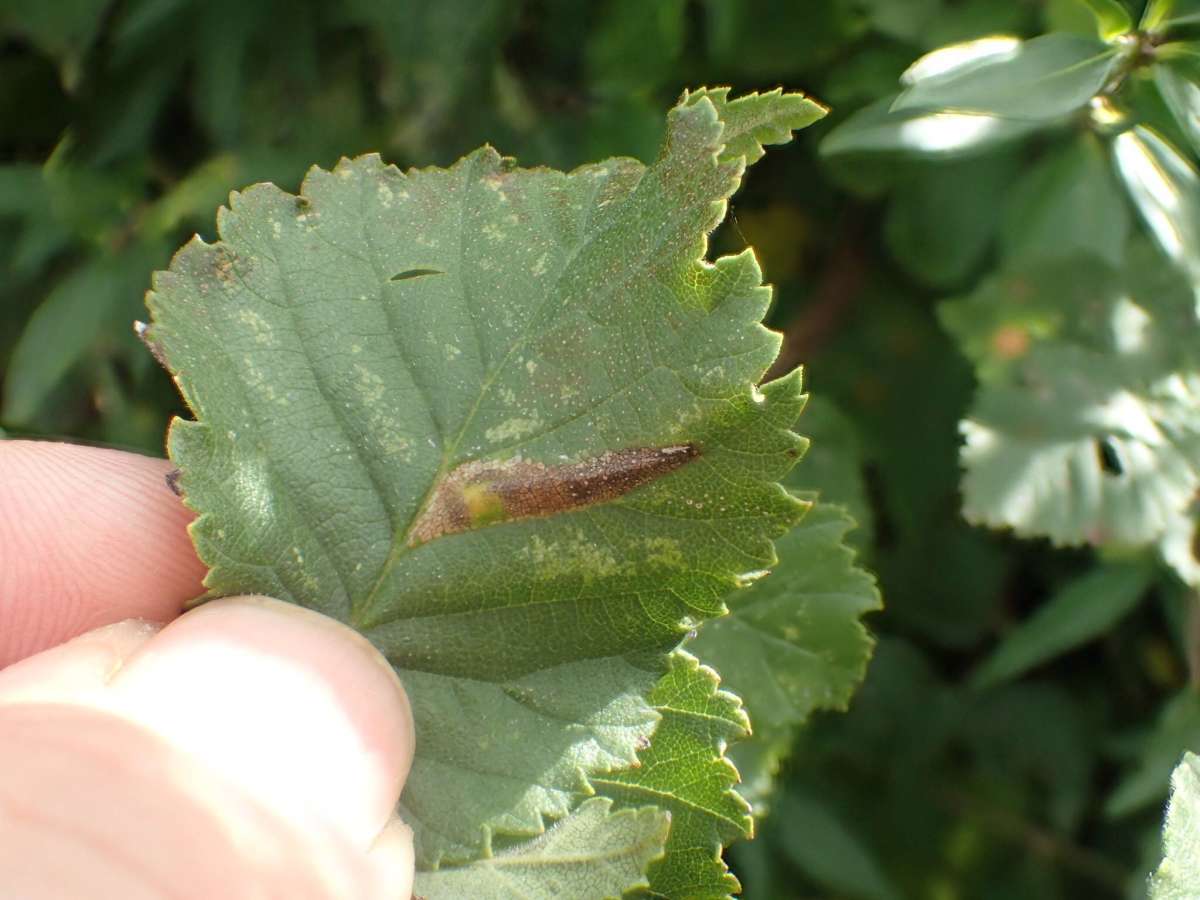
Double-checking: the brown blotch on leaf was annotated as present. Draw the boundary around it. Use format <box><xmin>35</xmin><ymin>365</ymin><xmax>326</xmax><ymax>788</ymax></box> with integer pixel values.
<box><xmin>408</xmin><ymin>444</ymin><xmax>700</xmax><ymax>546</ymax></box>
<box><xmin>165</xmin><ymin>468</ymin><xmax>183</xmax><ymax>497</ymax></box>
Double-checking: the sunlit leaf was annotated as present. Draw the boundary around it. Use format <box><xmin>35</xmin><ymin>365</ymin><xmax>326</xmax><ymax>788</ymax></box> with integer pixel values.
<box><xmin>593</xmin><ymin>652</ymin><xmax>751</xmax><ymax>899</ymax></box>
<box><xmin>143</xmin><ymin>89</ymin><xmax>819</xmax><ymax>882</ymax></box>
<box><xmin>945</xmin><ymin>252</ymin><xmax>1200</xmax><ymax>546</ymax></box>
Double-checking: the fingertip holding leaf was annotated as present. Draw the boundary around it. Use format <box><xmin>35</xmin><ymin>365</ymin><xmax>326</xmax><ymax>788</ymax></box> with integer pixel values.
<box><xmin>142</xmin><ymin>88</ymin><xmax>844</xmax><ymax>894</ymax></box>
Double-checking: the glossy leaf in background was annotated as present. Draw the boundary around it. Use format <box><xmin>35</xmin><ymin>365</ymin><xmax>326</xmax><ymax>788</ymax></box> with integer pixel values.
<box><xmin>1113</xmin><ymin>126</ymin><xmax>1200</xmax><ymax>293</ymax></box>
<box><xmin>1000</xmin><ymin>135</ymin><xmax>1129</xmax><ymax>267</ymax></box>
<box><xmin>893</xmin><ymin>33</ymin><xmax>1124</xmax><ymax>121</ymax></box>
<box><xmin>820</xmin><ymin>95</ymin><xmax>1039</xmax><ymax>159</ymax></box>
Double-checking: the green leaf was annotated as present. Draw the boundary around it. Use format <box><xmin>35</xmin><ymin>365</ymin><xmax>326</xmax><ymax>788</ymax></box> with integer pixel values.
<box><xmin>893</xmin><ymin>33</ymin><xmax>1123</xmax><ymax>121</ymax></box>
<box><xmin>592</xmin><ymin>652</ymin><xmax>751</xmax><ymax>899</ymax></box>
<box><xmin>885</xmin><ymin>151</ymin><xmax>1018</xmax><ymax>288</ymax></box>
<box><xmin>1150</xmin><ymin>752</ymin><xmax>1200</xmax><ymax>899</ymax></box>
<box><xmin>1109</xmin><ymin>691</ymin><xmax>1200</xmax><ymax>817</ymax></box>
<box><xmin>820</xmin><ymin>95</ymin><xmax>1040</xmax><ymax>159</ymax></box>
<box><xmin>0</xmin><ymin>0</ymin><xmax>108</xmax><ymax>90</ymax></box>
<box><xmin>1001</xmin><ymin>134</ymin><xmax>1129</xmax><ymax>267</ymax></box>
<box><xmin>971</xmin><ymin>561</ymin><xmax>1150</xmax><ymax>689</ymax></box>
<box><xmin>1144</xmin><ymin>0</ymin><xmax>1200</xmax><ymax>31</ymax></box>
<box><xmin>143</xmin><ymin>89</ymin><xmax>816</xmax><ymax>875</ymax></box>
<box><xmin>1143</xmin><ymin>0</ymin><xmax>1177</xmax><ymax>31</ymax></box>
<box><xmin>1156</xmin><ymin>60</ymin><xmax>1200</xmax><ymax>160</ymax></box>
<box><xmin>1074</xmin><ymin>0</ymin><xmax>1134</xmax><ymax>38</ymax></box>
<box><xmin>3</xmin><ymin>246</ymin><xmax>164</xmax><ymax>427</ymax></box>
<box><xmin>413</xmin><ymin>798</ymin><xmax>670</xmax><ymax>900</ymax></box>
<box><xmin>688</xmin><ymin>503</ymin><xmax>880</xmax><ymax>814</ymax></box>
<box><xmin>944</xmin><ymin>253</ymin><xmax>1200</xmax><ymax>546</ymax></box>
<box><xmin>1112</xmin><ymin>126</ymin><xmax>1200</xmax><ymax>288</ymax></box>
<box><xmin>785</xmin><ymin>395</ymin><xmax>873</xmax><ymax>544</ymax></box>
<box><xmin>771</xmin><ymin>789</ymin><xmax>901</xmax><ymax>900</ymax></box>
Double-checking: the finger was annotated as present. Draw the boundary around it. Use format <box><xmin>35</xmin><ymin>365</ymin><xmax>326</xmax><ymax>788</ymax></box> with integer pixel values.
<box><xmin>0</xmin><ymin>596</ymin><xmax>415</xmax><ymax>848</ymax></box>
<box><xmin>0</xmin><ymin>440</ymin><xmax>206</xmax><ymax>667</ymax></box>
<box><xmin>0</xmin><ymin>704</ymin><xmax>407</xmax><ymax>899</ymax></box>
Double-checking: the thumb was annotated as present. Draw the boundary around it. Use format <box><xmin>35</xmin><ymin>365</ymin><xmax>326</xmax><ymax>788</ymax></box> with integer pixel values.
<box><xmin>0</xmin><ymin>596</ymin><xmax>415</xmax><ymax>899</ymax></box>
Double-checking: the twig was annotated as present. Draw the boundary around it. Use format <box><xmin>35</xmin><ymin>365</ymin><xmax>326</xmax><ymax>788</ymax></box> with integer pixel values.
<box><xmin>765</xmin><ymin>214</ymin><xmax>866</xmax><ymax>381</ymax></box>
<box><xmin>939</xmin><ymin>788</ymin><xmax>1130</xmax><ymax>894</ymax></box>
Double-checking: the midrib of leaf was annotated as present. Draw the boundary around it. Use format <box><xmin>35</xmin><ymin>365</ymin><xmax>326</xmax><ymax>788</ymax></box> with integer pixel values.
<box><xmin>590</xmin><ymin>781</ymin><xmax>744</xmax><ymax>833</ymax></box>
<box><xmin>353</xmin><ymin>141</ymin><xmax>738</xmax><ymax>628</ymax></box>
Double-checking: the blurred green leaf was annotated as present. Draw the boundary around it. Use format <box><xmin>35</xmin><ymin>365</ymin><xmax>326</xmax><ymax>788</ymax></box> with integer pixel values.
<box><xmin>0</xmin><ymin>0</ymin><xmax>109</xmax><ymax>90</ymax></box>
<box><xmin>1073</xmin><ymin>0</ymin><xmax>1134</xmax><ymax>38</ymax></box>
<box><xmin>587</xmin><ymin>0</ymin><xmax>686</xmax><ymax>95</ymax></box>
<box><xmin>1001</xmin><ymin>135</ymin><xmax>1129</xmax><ymax>267</ymax></box>
<box><xmin>1144</xmin><ymin>0</ymin><xmax>1200</xmax><ymax>31</ymax></box>
<box><xmin>821</xmin><ymin>95</ymin><xmax>1040</xmax><ymax>159</ymax></box>
<box><xmin>945</xmin><ymin>254</ymin><xmax>1200</xmax><ymax>546</ymax></box>
<box><xmin>1143</xmin><ymin>0</ymin><xmax>1177</xmax><ymax>31</ymax></box>
<box><xmin>3</xmin><ymin>245</ymin><xmax>163</xmax><ymax>427</ymax></box>
<box><xmin>413</xmin><ymin>799</ymin><xmax>670</xmax><ymax>900</ymax></box>
<box><xmin>1155</xmin><ymin>59</ymin><xmax>1200</xmax><ymax>159</ymax></box>
<box><xmin>1110</xmin><ymin>691</ymin><xmax>1200</xmax><ymax>817</ymax></box>
<box><xmin>894</xmin><ymin>33</ymin><xmax>1122</xmax><ymax>121</ymax></box>
<box><xmin>885</xmin><ymin>151</ymin><xmax>1017</xmax><ymax>288</ymax></box>
<box><xmin>1150</xmin><ymin>752</ymin><xmax>1200</xmax><ymax>899</ymax></box>
<box><xmin>971</xmin><ymin>561</ymin><xmax>1151</xmax><ymax>689</ymax></box>
<box><xmin>689</xmin><ymin>503</ymin><xmax>880</xmax><ymax>813</ymax></box>
<box><xmin>786</xmin><ymin>395</ymin><xmax>874</xmax><ymax>544</ymax></box>
<box><xmin>1112</xmin><ymin>126</ymin><xmax>1200</xmax><ymax>288</ymax></box>
<box><xmin>772</xmin><ymin>788</ymin><xmax>900</xmax><ymax>900</ymax></box>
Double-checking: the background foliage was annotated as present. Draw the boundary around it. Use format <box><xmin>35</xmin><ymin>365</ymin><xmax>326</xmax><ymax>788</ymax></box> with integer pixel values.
<box><xmin>5</xmin><ymin>0</ymin><xmax>1200</xmax><ymax>896</ymax></box>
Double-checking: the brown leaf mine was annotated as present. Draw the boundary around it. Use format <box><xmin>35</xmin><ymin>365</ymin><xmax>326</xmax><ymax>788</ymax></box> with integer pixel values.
<box><xmin>409</xmin><ymin>444</ymin><xmax>700</xmax><ymax>546</ymax></box>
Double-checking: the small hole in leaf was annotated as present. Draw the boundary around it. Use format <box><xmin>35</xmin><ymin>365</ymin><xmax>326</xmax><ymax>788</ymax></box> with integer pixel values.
<box><xmin>390</xmin><ymin>268</ymin><xmax>444</xmax><ymax>281</ymax></box>
<box><xmin>1097</xmin><ymin>438</ymin><xmax>1124</xmax><ymax>476</ymax></box>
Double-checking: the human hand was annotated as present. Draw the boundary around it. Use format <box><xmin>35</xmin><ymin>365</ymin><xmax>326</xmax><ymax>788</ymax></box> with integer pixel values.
<box><xmin>0</xmin><ymin>441</ymin><xmax>416</xmax><ymax>898</ymax></box>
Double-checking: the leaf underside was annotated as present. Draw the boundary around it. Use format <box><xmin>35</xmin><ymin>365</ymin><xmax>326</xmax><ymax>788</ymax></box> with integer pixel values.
<box><xmin>145</xmin><ymin>87</ymin><xmax>825</xmax><ymax>892</ymax></box>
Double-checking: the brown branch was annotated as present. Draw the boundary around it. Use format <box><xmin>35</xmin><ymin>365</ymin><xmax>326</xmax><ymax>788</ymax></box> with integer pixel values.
<box><xmin>765</xmin><ymin>214</ymin><xmax>866</xmax><ymax>381</ymax></box>
<box><xmin>938</xmin><ymin>788</ymin><xmax>1130</xmax><ymax>894</ymax></box>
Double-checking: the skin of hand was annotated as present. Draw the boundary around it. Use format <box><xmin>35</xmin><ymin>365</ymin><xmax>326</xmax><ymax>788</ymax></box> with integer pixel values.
<box><xmin>0</xmin><ymin>441</ymin><xmax>416</xmax><ymax>898</ymax></box>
